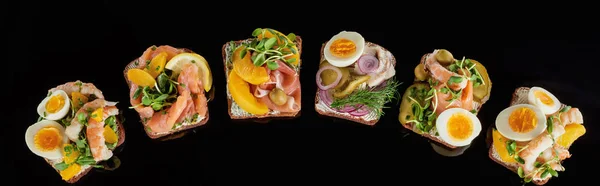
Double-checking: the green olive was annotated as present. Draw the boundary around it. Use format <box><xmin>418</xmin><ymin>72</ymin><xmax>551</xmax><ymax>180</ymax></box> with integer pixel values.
<box><xmin>414</xmin><ymin>63</ymin><xmax>428</xmax><ymax>81</ymax></box>
<box><xmin>319</xmin><ymin>61</ymin><xmax>350</xmax><ymax>89</ymax></box>
<box><xmin>269</xmin><ymin>88</ymin><xmax>287</xmax><ymax>106</ymax></box>
<box><xmin>435</xmin><ymin>49</ymin><xmax>454</xmax><ymax>65</ymax></box>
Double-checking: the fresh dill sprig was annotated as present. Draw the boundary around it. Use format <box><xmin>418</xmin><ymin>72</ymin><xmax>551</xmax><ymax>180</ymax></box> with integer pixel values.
<box><xmin>331</xmin><ymin>79</ymin><xmax>403</xmax><ymax>118</ymax></box>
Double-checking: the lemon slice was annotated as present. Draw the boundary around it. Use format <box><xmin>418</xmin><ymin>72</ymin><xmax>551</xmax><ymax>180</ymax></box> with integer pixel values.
<box><xmin>165</xmin><ymin>53</ymin><xmax>212</xmax><ymax>92</ymax></box>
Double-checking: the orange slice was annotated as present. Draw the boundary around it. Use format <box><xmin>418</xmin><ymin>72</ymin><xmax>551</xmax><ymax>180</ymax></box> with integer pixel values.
<box><xmin>228</xmin><ymin>71</ymin><xmax>269</xmax><ymax>115</ymax></box>
<box><xmin>232</xmin><ymin>45</ymin><xmax>269</xmax><ymax>85</ymax></box>
<box><xmin>557</xmin><ymin>124</ymin><xmax>586</xmax><ymax>148</ymax></box>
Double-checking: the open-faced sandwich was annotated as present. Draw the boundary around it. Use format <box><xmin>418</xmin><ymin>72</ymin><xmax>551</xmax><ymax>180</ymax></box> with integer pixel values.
<box><xmin>25</xmin><ymin>81</ymin><xmax>125</xmax><ymax>183</ymax></box>
<box><xmin>315</xmin><ymin>31</ymin><xmax>401</xmax><ymax>125</ymax></box>
<box><xmin>222</xmin><ymin>28</ymin><xmax>301</xmax><ymax>119</ymax></box>
<box><xmin>489</xmin><ymin>87</ymin><xmax>586</xmax><ymax>185</ymax></box>
<box><xmin>124</xmin><ymin>45</ymin><xmax>213</xmax><ymax>139</ymax></box>
<box><xmin>399</xmin><ymin>49</ymin><xmax>492</xmax><ymax>149</ymax></box>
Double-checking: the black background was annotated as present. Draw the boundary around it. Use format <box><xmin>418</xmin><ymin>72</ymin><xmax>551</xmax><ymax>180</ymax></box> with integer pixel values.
<box><xmin>7</xmin><ymin>1</ymin><xmax>600</xmax><ymax>186</ymax></box>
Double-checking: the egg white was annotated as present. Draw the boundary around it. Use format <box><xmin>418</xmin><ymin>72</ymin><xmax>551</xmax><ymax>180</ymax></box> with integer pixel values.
<box><xmin>527</xmin><ymin>87</ymin><xmax>561</xmax><ymax>115</ymax></box>
<box><xmin>37</xmin><ymin>90</ymin><xmax>71</xmax><ymax>121</ymax></box>
<box><xmin>436</xmin><ymin>108</ymin><xmax>482</xmax><ymax>147</ymax></box>
<box><xmin>25</xmin><ymin>120</ymin><xmax>69</xmax><ymax>160</ymax></box>
<box><xmin>495</xmin><ymin>104</ymin><xmax>547</xmax><ymax>142</ymax></box>
<box><xmin>323</xmin><ymin>31</ymin><xmax>365</xmax><ymax>67</ymax></box>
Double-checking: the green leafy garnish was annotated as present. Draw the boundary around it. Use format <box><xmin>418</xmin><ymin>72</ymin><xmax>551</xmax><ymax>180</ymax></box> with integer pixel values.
<box><xmin>239</xmin><ymin>28</ymin><xmax>298</xmax><ymax>71</ymax></box>
<box><xmin>448</xmin><ymin>76</ymin><xmax>463</xmax><ymax>85</ymax></box>
<box><xmin>55</xmin><ymin>162</ymin><xmax>69</xmax><ymax>171</ymax></box>
<box><xmin>287</xmin><ymin>33</ymin><xmax>296</xmax><ymax>41</ymax></box>
<box><xmin>77</xmin><ymin>112</ymin><xmax>88</xmax><ymax>126</ymax></box>
<box><xmin>106</xmin><ymin>142</ymin><xmax>117</xmax><ymax>149</ymax></box>
<box><xmin>405</xmin><ymin>84</ymin><xmax>437</xmax><ymax>133</ymax></box>
<box><xmin>517</xmin><ymin>166</ymin><xmax>524</xmax><ymax>178</ymax></box>
<box><xmin>330</xmin><ymin>79</ymin><xmax>402</xmax><ymax>118</ymax></box>
<box><xmin>560</xmin><ymin>105</ymin><xmax>571</xmax><ymax>113</ymax></box>
<box><xmin>64</xmin><ymin>145</ymin><xmax>73</xmax><ymax>156</ymax></box>
<box><xmin>506</xmin><ymin>140</ymin><xmax>516</xmax><ymax>156</ymax></box>
<box><xmin>515</xmin><ymin>156</ymin><xmax>525</xmax><ymax>164</ymax></box>
<box><xmin>106</xmin><ymin>116</ymin><xmax>118</xmax><ymax>132</ymax></box>
<box><xmin>547</xmin><ymin>116</ymin><xmax>554</xmax><ymax>133</ymax></box>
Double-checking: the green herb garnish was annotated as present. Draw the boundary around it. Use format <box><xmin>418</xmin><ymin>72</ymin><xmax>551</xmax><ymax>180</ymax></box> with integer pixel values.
<box><xmin>330</xmin><ymin>79</ymin><xmax>402</xmax><ymax>118</ymax></box>
<box><xmin>55</xmin><ymin>162</ymin><xmax>69</xmax><ymax>171</ymax></box>
<box><xmin>560</xmin><ymin>105</ymin><xmax>571</xmax><ymax>113</ymax></box>
<box><xmin>77</xmin><ymin>112</ymin><xmax>88</xmax><ymax>126</ymax></box>
<box><xmin>547</xmin><ymin>116</ymin><xmax>554</xmax><ymax>133</ymax></box>
<box><xmin>240</xmin><ymin>28</ymin><xmax>298</xmax><ymax>71</ymax></box>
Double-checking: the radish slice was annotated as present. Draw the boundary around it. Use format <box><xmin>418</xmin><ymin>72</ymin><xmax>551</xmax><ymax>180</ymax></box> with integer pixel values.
<box><xmin>349</xmin><ymin>106</ymin><xmax>370</xmax><ymax>116</ymax></box>
<box><xmin>316</xmin><ymin>65</ymin><xmax>342</xmax><ymax>90</ymax></box>
<box><xmin>357</xmin><ymin>55</ymin><xmax>379</xmax><ymax>74</ymax></box>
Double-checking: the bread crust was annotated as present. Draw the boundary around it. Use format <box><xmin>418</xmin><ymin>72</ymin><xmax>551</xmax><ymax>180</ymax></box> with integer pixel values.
<box><xmin>221</xmin><ymin>36</ymin><xmax>303</xmax><ymax>120</ymax></box>
<box><xmin>314</xmin><ymin>42</ymin><xmax>396</xmax><ymax>126</ymax></box>
<box><xmin>123</xmin><ymin>47</ymin><xmax>211</xmax><ymax>139</ymax></box>
<box><xmin>45</xmin><ymin>117</ymin><xmax>126</xmax><ymax>183</ymax></box>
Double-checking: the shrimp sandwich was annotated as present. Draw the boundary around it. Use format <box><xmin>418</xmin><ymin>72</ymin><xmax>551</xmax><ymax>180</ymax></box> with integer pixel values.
<box><xmin>125</xmin><ymin>45</ymin><xmax>213</xmax><ymax>139</ymax></box>
<box><xmin>222</xmin><ymin>28</ymin><xmax>302</xmax><ymax>119</ymax></box>
<box><xmin>25</xmin><ymin>81</ymin><xmax>125</xmax><ymax>183</ymax></box>
<box><xmin>399</xmin><ymin>49</ymin><xmax>492</xmax><ymax>149</ymax></box>
<box><xmin>488</xmin><ymin>87</ymin><xmax>586</xmax><ymax>185</ymax></box>
<box><xmin>315</xmin><ymin>31</ymin><xmax>401</xmax><ymax>125</ymax></box>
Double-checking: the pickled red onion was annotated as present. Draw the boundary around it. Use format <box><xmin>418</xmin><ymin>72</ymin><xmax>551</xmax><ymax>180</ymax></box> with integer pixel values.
<box><xmin>316</xmin><ymin>65</ymin><xmax>342</xmax><ymax>90</ymax></box>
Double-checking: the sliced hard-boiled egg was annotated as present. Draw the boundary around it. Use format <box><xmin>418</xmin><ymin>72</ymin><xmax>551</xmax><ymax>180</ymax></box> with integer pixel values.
<box><xmin>436</xmin><ymin>108</ymin><xmax>482</xmax><ymax>147</ymax></box>
<box><xmin>527</xmin><ymin>87</ymin><xmax>561</xmax><ymax>115</ymax></box>
<box><xmin>37</xmin><ymin>90</ymin><xmax>71</xmax><ymax>121</ymax></box>
<box><xmin>323</xmin><ymin>31</ymin><xmax>365</xmax><ymax>67</ymax></box>
<box><xmin>25</xmin><ymin>120</ymin><xmax>69</xmax><ymax>160</ymax></box>
<box><xmin>495</xmin><ymin>104</ymin><xmax>547</xmax><ymax>141</ymax></box>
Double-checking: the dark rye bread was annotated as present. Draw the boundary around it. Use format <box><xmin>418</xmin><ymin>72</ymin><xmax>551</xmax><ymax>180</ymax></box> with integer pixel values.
<box><xmin>401</xmin><ymin>53</ymin><xmax>489</xmax><ymax>149</ymax></box>
<box><xmin>314</xmin><ymin>42</ymin><xmax>396</xmax><ymax>126</ymax></box>
<box><xmin>45</xmin><ymin>118</ymin><xmax>126</xmax><ymax>183</ymax></box>
<box><xmin>123</xmin><ymin>47</ymin><xmax>210</xmax><ymax>139</ymax></box>
<box><xmin>221</xmin><ymin>36</ymin><xmax>303</xmax><ymax>119</ymax></box>
<box><xmin>488</xmin><ymin>87</ymin><xmax>557</xmax><ymax>185</ymax></box>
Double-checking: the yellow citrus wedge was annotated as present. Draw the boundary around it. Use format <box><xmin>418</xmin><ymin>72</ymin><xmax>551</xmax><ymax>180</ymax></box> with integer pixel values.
<box><xmin>557</xmin><ymin>123</ymin><xmax>586</xmax><ymax>148</ymax></box>
<box><xmin>127</xmin><ymin>69</ymin><xmax>156</xmax><ymax>87</ymax></box>
<box><xmin>257</xmin><ymin>28</ymin><xmax>300</xmax><ymax>66</ymax></box>
<box><xmin>232</xmin><ymin>45</ymin><xmax>269</xmax><ymax>85</ymax></box>
<box><xmin>165</xmin><ymin>53</ymin><xmax>213</xmax><ymax>92</ymax></box>
<box><xmin>492</xmin><ymin>129</ymin><xmax>516</xmax><ymax>163</ymax></box>
<box><xmin>228</xmin><ymin>71</ymin><xmax>268</xmax><ymax>115</ymax></box>
<box><xmin>60</xmin><ymin>163</ymin><xmax>81</xmax><ymax>181</ymax></box>
<box><xmin>104</xmin><ymin>125</ymin><xmax>118</xmax><ymax>144</ymax></box>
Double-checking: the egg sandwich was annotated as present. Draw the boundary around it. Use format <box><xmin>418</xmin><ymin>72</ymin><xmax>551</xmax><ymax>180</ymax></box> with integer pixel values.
<box><xmin>25</xmin><ymin>81</ymin><xmax>125</xmax><ymax>183</ymax></box>
<box><xmin>489</xmin><ymin>87</ymin><xmax>586</xmax><ymax>185</ymax></box>
<box><xmin>222</xmin><ymin>28</ymin><xmax>302</xmax><ymax>120</ymax></box>
<box><xmin>124</xmin><ymin>45</ymin><xmax>213</xmax><ymax>139</ymax></box>
<box><xmin>399</xmin><ymin>49</ymin><xmax>492</xmax><ymax>148</ymax></box>
<box><xmin>315</xmin><ymin>31</ymin><xmax>401</xmax><ymax>125</ymax></box>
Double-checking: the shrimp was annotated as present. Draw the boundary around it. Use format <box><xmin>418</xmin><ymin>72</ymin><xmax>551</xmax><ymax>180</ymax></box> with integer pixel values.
<box><xmin>50</xmin><ymin>80</ymin><xmax>104</xmax><ymax>99</ymax></box>
<box><xmin>519</xmin><ymin>133</ymin><xmax>554</xmax><ymax>173</ymax></box>
<box><xmin>67</xmin><ymin>99</ymin><xmax>104</xmax><ymax>141</ymax></box>
<box><xmin>129</xmin><ymin>84</ymin><xmax>154</xmax><ymax>119</ymax></box>
<box><xmin>537</xmin><ymin>144</ymin><xmax>571</xmax><ymax>171</ymax></box>
<box><xmin>424</xmin><ymin>50</ymin><xmax>467</xmax><ymax>90</ymax></box>
<box><xmin>86</xmin><ymin>119</ymin><xmax>112</xmax><ymax>161</ymax></box>
<box><xmin>560</xmin><ymin>107</ymin><xmax>583</xmax><ymax>125</ymax></box>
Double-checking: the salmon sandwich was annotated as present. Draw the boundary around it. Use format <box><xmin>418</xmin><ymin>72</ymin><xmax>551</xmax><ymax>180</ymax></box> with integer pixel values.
<box><xmin>488</xmin><ymin>87</ymin><xmax>585</xmax><ymax>185</ymax></box>
<box><xmin>222</xmin><ymin>28</ymin><xmax>302</xmax><ymax>119</ymax></box>
<box><xmin>25</xmin><ymin>81</ymin><xmax>125</xmax><ymax>183</ymax></box>
<box><xmin>124</xmin><ymin>45</ymin><xmax>213</xmax><ymax>139</ymax></box>
<box><xmin>315</xmin><ymin>31</ymin><xmax>402</xmax><ymax>125</ymax></box>
<box><xmin>399</xmin><ymin>49</ymin><xmax>492</xmax><ymax>149</ymax></box>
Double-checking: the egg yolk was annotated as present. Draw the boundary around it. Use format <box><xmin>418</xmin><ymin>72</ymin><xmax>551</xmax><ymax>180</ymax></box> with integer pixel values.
<box><xmin>34</xmin><ymin>127</ymin><xmax>62</xmax><ymax>151</ymax></box>
<box><xmin>447</xmin><ymin>113</ymin><xmax>473</xmax><ymax>141</ymax></box>
<box><xmin>534</xmin><ymin>90</ymin><xmax>554</xmax><ymax>106</ymax></box>
<box><xmin>509</xmin><ymin>107</ymin><xmax>537</xmax><ymax>133</ymax></box>
<box><xmin>329</xmin><ymin>38</ymin><xmax>356</xmax><ymax>58</ymax></box>
<box><xmin>45</xmin><ymin>95</ymin><xmax>65</xmax><ymax>114</ymax></box>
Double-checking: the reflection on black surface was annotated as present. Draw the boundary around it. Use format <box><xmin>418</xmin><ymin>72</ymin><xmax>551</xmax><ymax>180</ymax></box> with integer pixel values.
<box><xmin>430</xmin><ymin>142</ymin><xmax>472</xmax><ymax>157</ymax></box>
<box><xmin>315</xmin><ymin>113</ymin><xmax>376</xmax><ymax>127</ymax></box>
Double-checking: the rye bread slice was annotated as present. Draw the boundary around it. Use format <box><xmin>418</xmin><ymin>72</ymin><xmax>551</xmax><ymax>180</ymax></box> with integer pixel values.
<box><xmin>314</xmin><ymin>42</ymin><xmax>397</xmax><ymax>126</ymax></box>
<box><xmin>45</xmin><ymin>117</ymin><xmax>126</xmax><ymax>183</ymax></box>
<box><xmin>400</xmin><ymin>53</ymin><xmax>488</xmax><ymax>149</ymax></box>
<box><xmin>488</xmin><ymin>87</ymin><xmax>571</xmax><ymax>185</ymax></box>
<box><xmin>123</xmin><ymin>47</ymin><xmax>211</xmax><ymax>139</ymax></box>
<box><xmin>221</xmin><ymin>36</ymin><xmax>303</xmax><ymax>120</ymax></box>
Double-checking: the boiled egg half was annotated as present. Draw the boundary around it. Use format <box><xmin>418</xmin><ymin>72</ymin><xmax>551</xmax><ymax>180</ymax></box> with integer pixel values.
<box><xmin>495</xmin><ymin>104</ymin><xmax>547</xmax><ymax>142</ymax></box>
<box><xmin>25</xmin><ymin>120</ymin><xmax>69</xmax><ymax>160</ymax></box>
<box><xmin>527</xmin><ymin>87</ymin><xmax>561</xmax><ymax>115</ymax></box>
<box><xmin>323</xmin><ymin>31</ymin><xmax>365</xmax><ymax>67</ymax></box>
<box><xmin>436</xmin><ymin>108</ymin><xmax>482</xmax><ymax>147</ymax></box>
<box><xmin>37</xmin><ymin>90</ymin><xmax>71</xmax><ymax>121</ymax></box>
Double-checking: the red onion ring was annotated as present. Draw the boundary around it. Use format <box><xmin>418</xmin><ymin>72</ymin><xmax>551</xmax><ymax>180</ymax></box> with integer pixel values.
<box><xmin>357</xmin><ymin>55</ymin><xmax>379</xmax><ymax>74</ymax></box>
<box><xmin>349</xmin><ymin>106</ymin><xmax>370</xmax><ymax>116</ymax></box>
<box><xmin>316</xmin><ymin>65</ymin><xmax>342</xmax><ymax>90</ymax></box>
<box><xmin>318</xmin><ymin>89</ymin><xmax>333</xmax><ymax>105</ymax></box>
